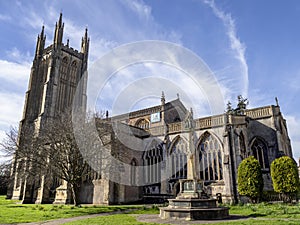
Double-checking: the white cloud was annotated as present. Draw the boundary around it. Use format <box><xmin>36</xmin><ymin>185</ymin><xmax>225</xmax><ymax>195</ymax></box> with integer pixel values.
<box><xmin>5</xmin><ymin>48</ymin><xmax>32</xmax><ymax>64</ymax></box>
<box><xmin>0</xmin><ymin>92</ymin><xmax>24</xmax><ymax>128</ymax></box>
<box><xmin>285</xmin><ymin>115</ymin><xmax>300</xmax><ymax>161</ymax></box>
<box><xmin>0</xmin><ymin>59</ymin><xmax>30</xmax><ymax>87</ymax></box>
<box><xmin>203</xmin><ymin>0</ymin><xmax>248</xmax><ymax>97</ymax></box>
<box><xmin>123</xmin><ymin>0</ymin><xmax>152</xmax><ymax>21</ymax></box>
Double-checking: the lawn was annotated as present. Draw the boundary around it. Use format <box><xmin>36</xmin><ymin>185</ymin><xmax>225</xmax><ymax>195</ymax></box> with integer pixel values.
<box><xmin>0</xmin><ymin>196</ymin><xmax>144</xmax><ymax>224</ymax></box>
<box><xmin>65</xmin><ymin>202</ymin><xmax>300</xmax><ymax>225</ymax></box>
<box><xmin>0</xmin><ymin>195</ymin><xmax>300</xmax><ymax>225</ymax></box>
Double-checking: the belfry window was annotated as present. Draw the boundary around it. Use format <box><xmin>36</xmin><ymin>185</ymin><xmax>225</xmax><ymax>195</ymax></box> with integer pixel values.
<box><xmin>251</xmin><ymin>138</ymin><xmax>269</xmax><ymax>169</ymax></box>
<box><xmin>135</xmin><ymin>119</ymin><xmax>150</xmax><ymax>129</ymax></box>
<box><xmin>57</xmin><ymin>56</ymin><xmax>69</xmax><ymax>111</ymax></box>
<box><xmin>198</xmin><ymin>133</ymin><xmax>223</xmax><ymax>182</ymax></box>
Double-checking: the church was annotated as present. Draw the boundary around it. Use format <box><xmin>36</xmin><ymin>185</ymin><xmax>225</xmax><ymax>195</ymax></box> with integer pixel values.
<box><xmin>8</xmin><ymin>14</ymin><xmax>293</xmax><ymax>204</ymax></box>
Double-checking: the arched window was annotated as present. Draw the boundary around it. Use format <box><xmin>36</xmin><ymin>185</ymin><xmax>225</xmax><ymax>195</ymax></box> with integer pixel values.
<box><xmin>68</xmin><ymin>61</ymin><xmax>77</xmax><ymax>106</ymax></box>
<box><xmin>130</xmin><ymin>159</ymin><xmax>137</xmax><ymax>185</ymax></box>
<box><xmin>57</xmin><ymin>57</ymin><xmax>69</xmax><ymax>112</ymax></box>
<box><xmin>60</xmin><ymin>57</ymin><xmax>68</xmax><ymax>80</ymax></box>
<box><xmin>70</xmin><ymin>61</ymin><xmax>77</xmax><ymax>84</ymax></box>
<box><xmin>170</xmin><ymin>137</ymin><xmax>188</xmax><ymax>179</ymax></box>
<box><xmin>143</xmin><ymin>142</ymin><xmax>163</xmax><ymax>184</ymax></box>
<box><xmin>251</xmin><ymin>138</ymin><xmax>269</xmax><ymax>169</ymax></box>
<box><xmin>198</xmin><ymin>133</ymin><xmax>223</xmax><ymax>182</ymax></box>
<box><xmin>135</xmin><ymin>119</ymin><xmax>150</xmax><ymax>129</ymax></box>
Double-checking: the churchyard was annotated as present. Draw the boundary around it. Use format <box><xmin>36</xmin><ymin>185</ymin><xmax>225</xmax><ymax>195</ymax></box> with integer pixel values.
<box><xmin>0</xmin><ymin>196</ymin><xmax>300</xmax><ymax>224</ymax></box>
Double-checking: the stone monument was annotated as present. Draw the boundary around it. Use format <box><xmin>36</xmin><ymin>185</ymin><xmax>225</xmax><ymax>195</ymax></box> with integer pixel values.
<box><xmin>159</xmin><ymin>109</ymin><xmax>229</xmax><ymax>220</ymax></box>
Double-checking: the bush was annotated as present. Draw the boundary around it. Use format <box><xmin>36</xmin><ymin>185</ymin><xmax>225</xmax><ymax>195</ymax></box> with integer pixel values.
<box><xmin>237</xmin><ymin>156</ymin><xmax>263</xmax><ymax>203</ymax></box>
<box><xmin>270</xmin><ymin>156</ymin><xmax>299</xmax><ymax>203</ymax></box>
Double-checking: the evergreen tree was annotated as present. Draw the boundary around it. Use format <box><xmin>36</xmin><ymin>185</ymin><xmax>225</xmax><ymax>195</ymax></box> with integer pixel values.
<box><xmin>271</xmin><ymin>156</ymin><xmax>299</xmax><ymax>203</ymax></box>
<box><xmin>237</xmin><ymin>156</ymin><xmax>263</xmax><ymax>203</ymax></box>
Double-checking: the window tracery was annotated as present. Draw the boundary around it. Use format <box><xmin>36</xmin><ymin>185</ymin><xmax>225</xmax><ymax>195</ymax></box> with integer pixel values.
<box><xmin>251</xmin><ymin>138</ymin><xmax>269</xmax><ymax>169</ymax></box>
<box><xmin>135</xmin><ymin>119</ymin><xmax>150</xmax><ymax>129</ymax></box>
<box><xmin>198</xmin><ymin>133</ymin><xmax>223</xmax><ymax>182</ymax></box>
<box><xmin>170</xmin><ymin>137</ymin><xmax>188</xmax><ymax>179</ymax></box>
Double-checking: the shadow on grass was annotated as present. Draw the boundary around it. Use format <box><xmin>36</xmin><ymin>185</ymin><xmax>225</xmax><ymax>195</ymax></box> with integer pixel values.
<box><xmin>5</xmin><ymin>205</ymin><xmax>29</xmax><ymax>208</ymax></box>
<box><xmin>248</xmin><ymin>213</ymin><xmax>267</xmax><ymax>217</ymax></box>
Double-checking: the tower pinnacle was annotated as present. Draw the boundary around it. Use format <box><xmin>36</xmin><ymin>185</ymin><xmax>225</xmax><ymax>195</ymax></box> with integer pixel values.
<box><xmin>81</xmin><ymin>27</ymin><xmax>89</xmax><ymax>54</ymax></box>
<box><xmin>35</xmin><ymin>25</ymin><xmax>46</xmax><ymax>58</ymax></box>
<box><xmin>53</xmin><ymin>13</ymin><xmax>64</xmax><ymax>47</ymax></box>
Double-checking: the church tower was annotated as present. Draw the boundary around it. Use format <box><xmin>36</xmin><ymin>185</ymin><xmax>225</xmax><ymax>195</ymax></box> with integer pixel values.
<box><xmin>8</xmin><ymin>13</ymin><xmax>89</xmax><ymax>203</ymax></box>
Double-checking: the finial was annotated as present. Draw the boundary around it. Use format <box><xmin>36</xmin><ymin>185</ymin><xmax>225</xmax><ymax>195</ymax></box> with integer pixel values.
<box><xmin>58</xmin><ymin>12</ymin><xmax>63</xmax><ymax>27</ymax></box>
<box><xmin>66</xmin><ymin>39</ymin><xmax>69</xmax><ymax>47</ymax></box>
<box><xmin>41</xmin><ymin>25</ymin><xmax>45</xmax><ymax>37</ymax></box>
<box><xmin>226</xmin><ymin>101</ymin><xmax>233</xmax><ymax>114</ymax></box>
<box><xmin>275</xmin><ymin>97</ymin><xmax>279</xmax><ymax>106</ymax></box>
<box><xmin>161</xmin><ymin>91</ymin><xmax>165</xmax><ymax>105</ymax></box>
<box><xmin>177</xmin><ymin>93</ymin><xmax>180</xmax><ymax>99</ymax></box>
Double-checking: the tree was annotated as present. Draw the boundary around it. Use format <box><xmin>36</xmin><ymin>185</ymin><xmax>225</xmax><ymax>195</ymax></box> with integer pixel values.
<box><xmin>1</xmin><ymin>112</ymin><xmax>114</xmax><ymax>205</ymax></box>
<box><xmin>271</xmin><ymin>156</ymin><xmax>299</xmax><ymax>203</ymax></box>
<box><xmin>32</xmin><ymin>113</ymin><xmax>112</xmax><ymax>206</ymax></box>
<box><xmin>1</xmin><ymin>108</ymin><xmax>136</xmax><ymax>205</ymax></box>
<box><xmin>237</xmin><ymin>156</ymin><xmax>263</xmax><ymax>203</ymax></box>
<box><xmin>0</xmin><ymin>163</ymin><xmax>10</xmax><ymax>195</ymax></box>
<box><xmin>0</xmin><ymin>126</ymin><xmax>20</xmax><ymax>198</ymax></box>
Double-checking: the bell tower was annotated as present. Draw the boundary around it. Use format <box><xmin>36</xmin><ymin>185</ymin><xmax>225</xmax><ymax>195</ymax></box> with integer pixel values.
<box><xmin>8</xmin><ymin>13</ymin><xmax>89</xmax><ymax>203</ymax></box>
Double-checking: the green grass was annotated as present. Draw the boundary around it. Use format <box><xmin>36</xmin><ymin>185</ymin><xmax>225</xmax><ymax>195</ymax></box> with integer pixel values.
<box><xmin>208</xmin><ymin>202</ymin><xmax>300</xmax><ymax>225</ymax></box>
<box><xmin>1</xmin><ymin>195</ymin><xmax>300</xmax><ymax>225</ymax></box>
<box><xmin>228</xmin><ymin>202</ymin><xmax>300</xmax><ymax>219</ymax></box>
<box><xmin>211</xmin><ymin>219</ymin><xmax>300</xmax><ymax>225</ymax></box>
<box><xmin>64</xmin><ymin>206</ymin><xmax>162</xmax><ymax>224</ymax></box>
<box><xmin>64</xmin><ymin>213</ymin><xmax>162</xmax><ymax>225</ymax></box>
<box><xmin>64</xmin><ymin>202</ymin><xmax>300</xmax><ymax>225</ymax></box>
<box><xmin>0</xmin><ymin>196</ymin><xmax>143</xmax><ymax>224</ymax></box>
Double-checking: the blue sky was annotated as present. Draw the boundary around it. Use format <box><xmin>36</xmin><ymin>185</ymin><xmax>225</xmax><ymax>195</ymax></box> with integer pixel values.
<box><xmin>0</xmin><ymin>0</ymin><xmax>300</xmax><ymax>161</ymax></box>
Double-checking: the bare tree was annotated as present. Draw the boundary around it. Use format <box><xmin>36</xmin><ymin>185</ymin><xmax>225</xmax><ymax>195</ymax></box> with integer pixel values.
<box><xmin>1</xmin><ymin>111</ymin><xmax>135</xmax><ymax>205</ymax></box>
<box><xmin>0</xmin><ymin>163</ymin><xmax>10</xmax><ymax>195</ymax></box>
<box><xmin>0</xmin><ymin>126</ymin><xmax>20</xmax><ymax>198</ymax></box>
<box><xmin>35</xmin><ymin>113</ymin><xmax>105</xmax><ymax>206</ymax></box>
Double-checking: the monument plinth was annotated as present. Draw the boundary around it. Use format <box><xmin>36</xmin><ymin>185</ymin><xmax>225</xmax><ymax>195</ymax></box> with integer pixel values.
<box><xmin>159</xmin><ymin>110</ymin><xmax>229</xmax><ymax>220</ymax></box>
<box><xmin>159</xmin><ymin>178</ymin><xmax>229</xmax><ymax>220</ymax></box>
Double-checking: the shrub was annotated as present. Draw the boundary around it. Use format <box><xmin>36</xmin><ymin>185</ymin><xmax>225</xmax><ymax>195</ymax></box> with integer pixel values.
<box><xmin>237</xmin><ymin>156</ymin><xmax>263</xmax><ymax>203</ymax></box>
<box><xmin>270</xmin><ymin>156</ymin><xmax>299</xmax><ymax>203</ymax></box>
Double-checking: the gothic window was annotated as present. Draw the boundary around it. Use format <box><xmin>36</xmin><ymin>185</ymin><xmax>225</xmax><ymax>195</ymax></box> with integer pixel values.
<box><xmin>57</xmin><ymin>57</ymin><xmax>69</xmax><ymax>111</ymax></box>
<box><xmin>135</xmin><ymin>119</ymin><xmax>150</xmax><ymax>129</ymax></box>
<box><xmin>251</xmin><ymin>138</ymin><xmax>269</xmax><ymax>169</ymax></box>
<box><xmin>239</xmin><ymin>133</ymin><xmax>247</xmax><ymax>159</ymax></box>
<box><xmin>130</xmin><ymin>159</ymin><xmax>137</xmax><ymax>185</ymax></box>
<box><xmin>143</xmin><ymin>142</ymin><xmax>163</xmax><ymax>184</ymax></box>
<box><xmin>68</xmin><ymin>61</ymin><xmax>77</xmax><ymax>105</ymax></box>
<box><xmin>170</xmin><ymin>137</ymin><xmax>187</xmax><ymax>179</ymax></box>
<box><xmin>60</xmin><ymin>57</ymin><xmax>68</xmax><ymax>80</ymax></box>
<box><xmin>198</xmin><ymin>133</ymin><xmax>223</xmax><ymax>182</ymax></box>
<box><xmin>70</xmin><ymin>61</ymin><xmax>77</xmax><ymax>84</ymax></box>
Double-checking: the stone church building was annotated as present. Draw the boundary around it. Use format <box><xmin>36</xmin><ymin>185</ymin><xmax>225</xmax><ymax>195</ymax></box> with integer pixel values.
<box><xmin>8</xmin><ymin>14</ymin><xmax>293</xmax><ymax>204</ymax></box>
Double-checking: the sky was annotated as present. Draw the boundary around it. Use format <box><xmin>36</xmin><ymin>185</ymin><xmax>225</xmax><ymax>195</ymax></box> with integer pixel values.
<box><xmin>0</xmin><ymin>0</ymin><xmax>300</xmax><ymax>161</ymax></box>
